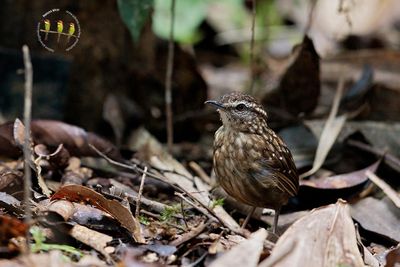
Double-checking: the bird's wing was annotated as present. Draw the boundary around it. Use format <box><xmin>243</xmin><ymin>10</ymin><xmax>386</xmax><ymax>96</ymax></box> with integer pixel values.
<box><xmin>248</xmin><ymin>130</ymin><xmax>299</xmax><ymax>197</ymax></box>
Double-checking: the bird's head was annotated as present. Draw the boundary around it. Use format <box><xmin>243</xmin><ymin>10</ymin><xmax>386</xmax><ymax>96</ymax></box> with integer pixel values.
<box><xmin>205</xmin><ymin>92</ymin><xmax>268</xmax><ymax>133</ymax></box>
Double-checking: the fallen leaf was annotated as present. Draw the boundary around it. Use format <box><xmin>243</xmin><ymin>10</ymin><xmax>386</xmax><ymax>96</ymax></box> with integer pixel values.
<box><xmin>300</xmin><ymin>160</ymin><xmax>380</xmax><ymax>189</ymax></box>
<box><xmin>0</xmin><ymin>120</ymin><xmax>122</xmax><ymax>160</ymax></box>
<box><xmin>385</xmin><ymin>244</ymin><xmax>400</xmax><ymax>267</ymax></box>
<box><xmin>351</xmin><ymin>197</ymin><xmax>400</xmax><ymax>243</ymax></box>
<box><xmin>209</xmin><ymin>228</ymin><xmax>267</xmax><ymax>267</ymax></box>
<box><xmin>0</xmin><ymin>121</ymin><xmax>21</xmax><ymax>158</ymax></box>
<box><xmin>0</xmin><ymin>215</ymin><xmax>28</xmax><ymax>255</ymax></box>
<box><xmin>34</xmin><ymin>144</ymin><xmax>70</xmax><ymax>169</ymax></box>
<box><xmin>51</xmin><ymin>184</ymin><xmax>144</xmax><ymax>243</ymax></box>
<box><xmin>263</xmin><ymin>36</ymin><xmax>320</xmax><ymax>116</ymax></box>
<box><xmin>301</xmin><ymin>79</ymin><xmax>346</xmax><ymax>178</ymax></box>
<box><xmin>259</xmin><ymin>199</ymin><xmax>364</xmax><ymax>267</ymax></box>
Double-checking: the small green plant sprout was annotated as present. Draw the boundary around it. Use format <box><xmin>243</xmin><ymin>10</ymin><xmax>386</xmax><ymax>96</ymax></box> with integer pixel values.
<box><xmin>139</xmin><ymin>215</ymin><xmax>150</xmax><ymax>225</ymax></box>
<box><xmin>30</xmin><ymin>226</ymin><xmax>83</xmax><ymax>258</ymax></box>
<box><xmin>160</xmin><ymin>204</ymin><xmax>181</xmax><ymax>222</ymax></box>
<box><xmin>211</xmin><ymin>198</ymin><xmax>225</xmax><ymax>209</ymax></box>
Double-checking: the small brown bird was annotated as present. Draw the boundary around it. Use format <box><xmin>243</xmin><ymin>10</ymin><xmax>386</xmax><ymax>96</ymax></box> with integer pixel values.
<box><xmin>206</xmin><ymin>92</ymin><xmax>299</xmax><ymax>233</ymax></box>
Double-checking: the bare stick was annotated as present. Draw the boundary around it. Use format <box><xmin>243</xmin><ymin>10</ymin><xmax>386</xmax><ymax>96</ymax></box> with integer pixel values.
<box><xmin>22</xmin><ymin>45</ymin><xmax>33</xmax><ymax>249</ymax></box>
<box><xmin>366</xmin><ymin>171</ymin><xmax>400</xmax><ymax>208</ymax></box>
<box><xmin>165</xmin><ymin>0</ymin><xmax>176</xmax><ymax>152</ymax></box>
<box><xmin>135</xmin><ymin>166</ymin><xmax>147</xmax><ymax>218</ymax></box>
<box><xmin>189</xmin><ymin>161</ymin><xmax>212</xmax><ymax>185</ymax></box>
<box><xmin>169</xmin><ymin>220</ymin><xmax>209</xmax><ymax>246</ymax></box>
<box><xmin>180</xmin><ymin>198</ymin><xmax>189</xmax><ymax>229</ymax></box>
<box><xmin>249</xmin><ymin>0</ymin><xmax>257</xmax><ymax>93</ymax></box>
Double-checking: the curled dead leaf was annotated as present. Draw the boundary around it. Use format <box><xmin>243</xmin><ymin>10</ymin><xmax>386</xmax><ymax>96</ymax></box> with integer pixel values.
<box><xmin>300</xmin><ymin>159</ymin><xmax>380</xmax><ymax>189</ymax></box>
<box><xmin>51</xmin><ymin>184</ymin><xmax>144</xmax><ymax>243</ymax></box>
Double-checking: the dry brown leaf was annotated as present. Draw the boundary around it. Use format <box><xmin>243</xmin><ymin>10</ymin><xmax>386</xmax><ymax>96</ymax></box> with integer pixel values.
<box><xmin>351</xmin><ymin>197</ymin><xmax>400</xmax><ymax>242</ymax></box>
<box><xmin>31</xmin><ymin>120</ymin><xmax>121</xmax><ymax>160</ymax></box>
<box><xmin>260</xmin><ymin>199</ymin><xmax>364</xmax><ymax>267</ymax></box>
<box><xmin>0</xmin><ymin>121</ymin><xmax>21</xmax><ymax>158</ymax></box>
<box><xmin>301</xmin><ymin>79</ymin><xmax>346</xmax><ymax>178</ymax></box>
<box><xmin>385</xmin><ymin>244</ymin><xmax>400</xmax><ymax>267</ymax></box>
<box><xmin>300</xmin><ymin>159</ymin><xmax>380</xmax><ymax>189</ymax></box>
<box><xmin>209</xmin><ymin>228</ymin><xmax>267</xmax><ymax>267</ymax></box>
<box><xmin>51</xmin><ymin>184</ymin><xmax>144</xmax><ymax>243</ymax></box>
<box><xmin>0</xmin><ymin>119</ymin><xmax>121</xmax><ymax>160</ymax></box>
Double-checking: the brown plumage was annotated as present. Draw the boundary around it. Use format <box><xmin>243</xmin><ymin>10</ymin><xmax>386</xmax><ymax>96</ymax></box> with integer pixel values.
<box><xmin>206</xmin><ymin>92</ymin><xmax>299</xmax><ymax>233</ymax></box>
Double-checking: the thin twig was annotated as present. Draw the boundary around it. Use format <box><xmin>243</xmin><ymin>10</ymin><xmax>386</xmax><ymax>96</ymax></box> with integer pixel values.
<box><xmin>169</xmin><ymin>220</ymin><xmax>209</xmax><ymax>246</ymax></box>
<box><xmin>135</xmin><ymin>166</ymin><xmax>147</xmax><ymax>218</ymax></box>
<box><xmin>189</xmin><ymin>161</ymin><xmax>212</xmax><ymax>185</ymax></box>
<box><xmin>249</xmin><ymin>0</ymin><xmax>257</xmax><ymax>93</ymax></box>
<box><xmin>165</xmin><ymin>0</ymin><xmax>176</xmax><ymax>152</ymax></box>
<box><xmin>180</xmin><ymin>198</ymin><xmax>189</xmax><ymax>229</ymax></box>
<box><xmin>175</xmin><ymin>192</ymin><xmax>213</xmax><ymax>221</ymax></box>
<box><xmin>366</xmin><ymin>171</ymin><xmax>400</xmax><ymax>208</ymax></box>
<box><xmin>22</xmin><ymin>45</ymin><xmax>33</xmax><ymax>251</ymax></box>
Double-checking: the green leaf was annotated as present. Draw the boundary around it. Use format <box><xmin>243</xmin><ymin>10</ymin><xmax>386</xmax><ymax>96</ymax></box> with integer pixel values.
<box><xmin>153</xmin><ymin>0</ymin><xmax>208</xmax><ymax>44</ymax></box>
<box><xmin>117</xmin><ymin>0</ymin><xmax>154</xmax><ymax>42</ymax></box>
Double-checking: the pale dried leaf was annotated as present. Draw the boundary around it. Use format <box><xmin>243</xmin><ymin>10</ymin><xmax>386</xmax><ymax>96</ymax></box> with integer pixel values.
<box><xmin>351</xmin><ymin>197</ymin><xmax>400</xmax><ymax>242</ymax></box>
<box><xmin>259</xmin><ymin>199</ymin><xmax>364</xmax><ymax>267</ymax></box>
<box><xmin>301</xmin><ymin>80</ymin><xmax>346</xmax><ymax>178</ymax></box>
<box><xmin>209</xmin><ymin>228</ymin><xmax>268</xmax><ymax>267</ymax></box>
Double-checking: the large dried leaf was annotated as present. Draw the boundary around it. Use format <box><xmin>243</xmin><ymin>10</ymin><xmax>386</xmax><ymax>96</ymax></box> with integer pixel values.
<box><xmin>300</xmin><ymin>160</ymin><xmax>380</xmax><ymax>189</ymax></box>
<box><xmin>259</xmin><ymin>199</ymin><xmax>364</xmax><ymax>267</ymax></box>
<box><xmin>209</xmin><ymin>228</ymin><xmax>267</xmax><ymax>267</ymax></box>
<box><xmin>51</xmin><ymin>184</ymin><xmax>144</xmax><ymax>243</ymax></box>
<box><xmin>301</xmin><ymin>79</ymin><xmax>346</xmax><ymax>178</ymax></box>
<box><xmin>351</xmin><ymin>197</ymin><xmax>400</xmax><ymax>243</ymax></box>
<box><xmin>0</xmin><ymin>121</ymin><xmax>21</xmax><ymax>158</ymax></box>
<box><xmin>263</xmin><ymin>36</ymin><xmax>320</xmax><ymax>116</ymax></box>
<box><xmin>0</xmin><ymin>120</ymin><xmax>121</xmax><ymax>160</ymax></box>
<box><xmin>31</xmin><ymin>120</ymin><xmax>121</xmax><ymax>160</ymax></box>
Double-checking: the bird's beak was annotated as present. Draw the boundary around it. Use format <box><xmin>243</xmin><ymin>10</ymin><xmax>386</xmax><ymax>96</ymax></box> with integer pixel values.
<box><xmin>205</xmin><ymin>100</ymin><xmax>225</xmax><ymax>110</ymax></box>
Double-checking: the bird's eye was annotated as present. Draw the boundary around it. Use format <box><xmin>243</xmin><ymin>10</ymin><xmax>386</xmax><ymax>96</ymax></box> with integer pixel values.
<box><xmin>235</xmin><ymin>103</ymin><xmax>246</xmax><ymax>111</ymax></box>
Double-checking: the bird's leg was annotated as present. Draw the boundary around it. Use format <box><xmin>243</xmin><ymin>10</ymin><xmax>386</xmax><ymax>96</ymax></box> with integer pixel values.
<box><xmin>272</xmin><ymin>207</ymin><xmax>281</xmax><ymax>234</ymax></box>
<box><xmin>241</xmin><ymin>206</ymin><xmax>256</xmax><ymax>229</ymax></box>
